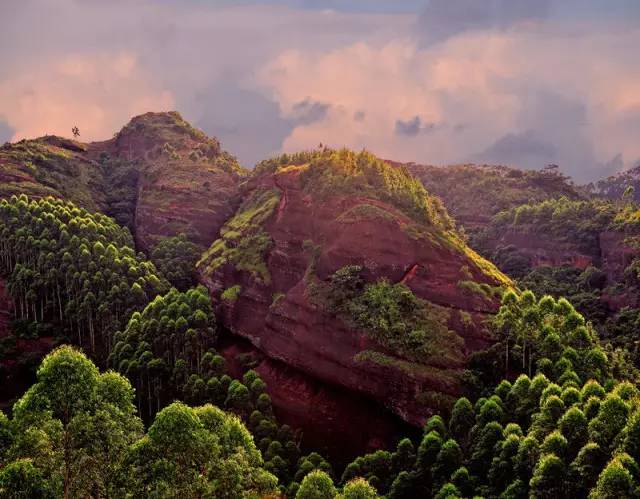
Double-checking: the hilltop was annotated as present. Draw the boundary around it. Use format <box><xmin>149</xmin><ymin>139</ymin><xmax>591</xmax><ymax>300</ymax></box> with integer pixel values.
<box><xmin>404</xmin><ymin>163</ymin><xmax>584</xmax><ymax>233</ymax></box>
<box><xmin>0</xmin><ymin>111</ymin><xmax>244</xmax><ymax>251</ymax></box>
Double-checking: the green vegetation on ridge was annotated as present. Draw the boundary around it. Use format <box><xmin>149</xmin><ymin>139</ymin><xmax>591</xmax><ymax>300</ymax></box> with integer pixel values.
<box><xmin>408</xmin><ymin>163</ymin><xmax>582</xmax><ymax>226</ymax></box>
<box><xmin>198</xmin><ymin>188</ymin><xmax>280</xmax><ymax>284</ymax></box>
<box><xmin>312</xmin><ymin>265</ymin><xmax>464</xmax><ymax>367</ymax></box>
<box><xmin>257</xmin><ymin>148</ymin><xmax>454</xmax><ymax>229</ymax></box>
<box><xmin>0</xmin><ymin>138</ymin><xmax>105</xmax><ymax>212</ymax></box>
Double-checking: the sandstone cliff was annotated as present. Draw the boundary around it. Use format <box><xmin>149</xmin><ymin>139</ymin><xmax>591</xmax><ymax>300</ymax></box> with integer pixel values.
<box><xmin>198</xmin><ymin>150</ymin><xmax>512</xmax><ymax>427</ymax></box>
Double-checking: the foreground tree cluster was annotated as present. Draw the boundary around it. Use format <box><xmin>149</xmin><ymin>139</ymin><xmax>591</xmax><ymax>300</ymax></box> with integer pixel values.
<box><xmin>336</xmin><ymin>292</ymin><xmax>640</xmax><ymax>498</ymax></box>
<box><xmin>0</xmin><ymin>346</ymin><xmax>277</xmax><ymax>498</ymax></box>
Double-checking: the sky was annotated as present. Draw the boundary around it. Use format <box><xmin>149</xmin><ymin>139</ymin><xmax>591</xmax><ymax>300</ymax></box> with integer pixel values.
<box><xmin>0</xmin><ymin>0</ymin><xmax>639</xmax><ymax>181</ymax></box>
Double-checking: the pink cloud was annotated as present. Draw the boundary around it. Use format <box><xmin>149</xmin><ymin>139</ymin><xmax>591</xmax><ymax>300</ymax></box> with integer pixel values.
<box><xmin>259</xmin><ymin>24</ymin><xmax>640</xmax><ymax>179</ymax></box>
<box><xmin>0</xmin><ymin>52</ymin><xmax>174</xmax><ymax>142</ymax></box>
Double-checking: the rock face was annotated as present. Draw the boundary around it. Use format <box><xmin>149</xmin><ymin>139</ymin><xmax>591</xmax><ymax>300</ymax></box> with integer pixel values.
<box><xmin>0</xmin><ymin>112</ymin><xmax>244</xmax><ymax>252</ymax></box>
<box><xmin>218</xmin><ymin>335</ymin><xmax>415</xmax><ymax>467</ymax></box>
<box><xmin>199</xmin><ymin>151</ymin><xmax>512</xmax><ymax>428</ymax></box>
<box><xmin>87</xmin><ymin>112</ymin><xmax>244</xmax><ymax>251</ymax></box>
<box><xmin>600</xmin><ymin>231</ymin><xmax>637</xmax><ymax>282</ymax></box>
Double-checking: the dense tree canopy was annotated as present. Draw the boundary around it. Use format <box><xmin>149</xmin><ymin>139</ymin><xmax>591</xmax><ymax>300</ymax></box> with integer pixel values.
<box><xmin>0</xmin><ymin>195</ymin><xmax>168</xmax><ymax>356</ymax></box>
<box><xmin>339</xmin><ymin>291</ymin><xmax>640</xmax><ymax>498</ymax></box>
<box><xmin>4</xmin><ymin>163</ymin><xmax>640</xmax><ymax>498</ymax></box>
<box><xmin>0</xmin><ymin>348</ymin><xmax>280</xmax><ymax>498</ymax></box>
<box><xmin>149</xmin><ymin>234</ymin><xmax>200</xmax><ymax>291</ymax></box>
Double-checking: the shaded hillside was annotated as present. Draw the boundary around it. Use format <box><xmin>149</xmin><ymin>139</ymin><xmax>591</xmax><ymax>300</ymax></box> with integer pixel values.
<box><xmin>467</xmin><ymin>194</ymin><xmax>640</xmax><ymax>371</ymax></box>
<box><xmin>476</xmin><ymin>196</ymin><xmax>640</xmax><ymax>284</ymax></box>
<box><xmin>0</xmin><ymin>136</ymin><xmax>106</xmax><ymax>212</ymax></box>
<box><xmin>404</xmin><ymin>163</ymin><xmax>583</xmax><ymax>232</ymax></box>
<box><xmin>399</xmin><ymin>161</ymin><xmax>640</xmax><ymax>373</ymax></box>
<box><xmin>198</xmin><ymin>149</ymin><xmax>512</xmax><ymax>430</ymax></box>
<box><xmin>589</xmin><ymin>164</ymin><xmax>640</xmax><ymax>204</ymax></box>
<box><xmin>0</xmin><ymin>112</ymin><xmax>244</xmax><ymax>252</ymax></box>
<box><xmin>480</xmin><ymin>197</ymin><xmax>618</xmax><ymax>274</ymax></box>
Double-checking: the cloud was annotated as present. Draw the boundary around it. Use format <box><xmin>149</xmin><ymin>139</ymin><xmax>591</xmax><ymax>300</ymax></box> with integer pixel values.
<box><xmin>474</xmin><ymin>131</ymin><xmax>557</xmax><ymax>166</ymax></box>
<box><xmin>0</xmin><ymin>52</ymin><xmax>174</xmax><ymax>142</ymax></box>
<box><xmin>290</xmin><ymin>99</ymin><xmax>331</xmax><ymax>126</ymax></box>
<box><xmin>193</xmin><ymin>83</ymin><xmax>295</xmax><ymax>166</ymax></box>
<box><xmin>0</xmin><ymin>0</ymin><xmax>410</xmax><ymax>165</ymax></box>
<box><xmin>0</xmin><ymin>0</ymin><xmax>639</xmax><ymax>180</ymax></box>
<box><xmin>259</xmin><ymin>22</ymin><xmax>640</xmax><ymax>181</ymax></box>
<box><xmin>416</xmin><ymin>0</ymin><xmax>552</xmax><ymax>44</ymax></box>
<box><xmin>161</xmin><ymin>0</ymin><xmax>425</xmax><ymax>14</ymax></box>
<box><xmin>0</xmin><ymin>119</ymin><xmax>13</xmax><ymax>144</ymax></box>
<box><xmin>395</xmin><ymin>116</ymin><xmax>443</xmax><ymax>137</ymax></box>
<box><xmin>395</xmin><ymin>116</ymin><xmax>422</xmax><ymax>137</ymax></box>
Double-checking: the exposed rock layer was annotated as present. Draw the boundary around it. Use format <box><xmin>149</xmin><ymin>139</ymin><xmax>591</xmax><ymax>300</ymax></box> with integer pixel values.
<box><xmin>199</xmin><ymin>165</ymin><xmax>510</xmax><ymax>427</ymax></box>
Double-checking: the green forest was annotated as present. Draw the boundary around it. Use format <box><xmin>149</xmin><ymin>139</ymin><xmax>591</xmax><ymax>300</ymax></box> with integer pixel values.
<box><xmin>3</xmin><ymin>116</ymin><xmax>640</xmax><ymax>499</ymax></box>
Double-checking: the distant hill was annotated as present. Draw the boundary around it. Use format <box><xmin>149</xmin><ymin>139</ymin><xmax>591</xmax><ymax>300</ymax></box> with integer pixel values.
<box><xmin>403</xmin><ymin>163</ymin><xmax>584</xmax><ymax>231</ymax></box>
<box><xmin>589</xmin><ymin>164</ymin><xmax>640</xmax><ymax>204</ymax></box>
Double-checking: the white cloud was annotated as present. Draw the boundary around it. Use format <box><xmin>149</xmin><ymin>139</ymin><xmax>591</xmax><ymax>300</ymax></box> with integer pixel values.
<box><xmin>0</xmin><ymin>0</ymin><xmax>639</xmax><ymax>179</ymax></box>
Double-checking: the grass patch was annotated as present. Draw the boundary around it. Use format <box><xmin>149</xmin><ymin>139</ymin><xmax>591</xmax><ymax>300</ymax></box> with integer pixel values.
<box><xmin>313</xmin><ymin>265</ymin><xmax>464</xmax><ymax>365</ymax></box>
<box><xmin>354</xmin><ymin>350</ymin><xmax>461</xmax><ymax>386</ymax></box>
<box><xmin>458</xmin><ymin>280</ymin><xmax>503</xmax><ymax>301</ymax></box>
<box><xmin>0</xmin><ymin>139</ymin><xmax>106</xmax><ymax>212</ymax></box>
<box><xmin>271</xmin><ymin>292</ymin><xmax>285</xmax><ymax>308</ymax></box>
<box><xmin>458</xmin><ymin>310</ymin><xmax>473</xmax><ymax>327</ymax></box>
<box><xmin>221</xmin><ymin>285</ymin><xmax>242</xmax><ymax>302</ymax></box>
<box><xmin>198</xmin><ymin>188</ymin><xmax>280</xmax><ymax>284</ymax></box>
<box><xmin>256</xmin><ymin>148</ymin><xmax>455</xmax><ymax>229</ymax></box>
<box><xmin>337</xmin><ymin>203</ymin><xmax>399</xmax><ymax>224</ymax></box>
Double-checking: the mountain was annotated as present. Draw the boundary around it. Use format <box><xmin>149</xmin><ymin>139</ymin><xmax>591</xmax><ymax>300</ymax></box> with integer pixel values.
<box><xmin>2</xmin><ymin>112</ymin><xmax>640</xmax><ymax>498</ymax></box>
<box><xmin>404</xmin><ymin>162</ymin><xmax>640</xmax><ymax>377</ymax></box>
<box><xmin>591</xmin><ymin>164</ymin><xmax>640</xmax><ymax>204</ymax></box>
<box><xmin>197</xmin><ymin>149</ymin><xmax>512</xmax><ymax>439</ymax></box>
<box><xmin>0</xmin><ymin>112</ymin><xmax>244</xmax><ymax>251</ymax></box>
<box><xmin>0</xmin><ymin>115</ymin><xmax>514</xmax><ymax>461</ymax></box>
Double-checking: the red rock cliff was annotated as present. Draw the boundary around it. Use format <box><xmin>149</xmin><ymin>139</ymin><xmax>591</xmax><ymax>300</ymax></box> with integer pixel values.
<box><xmin>87</xmin><ymin>112</ymin><xmax>244</xmax><ymax>251</ymax></box>
<box><xmin>0</xmin><ymin>112</ymin><xmax>244</xmax><ymax>253</ymax></box>
<box><xmin>198</xmin><ymin>153</ymin><xmax>512</xmax><ymax>427</ymax></box>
